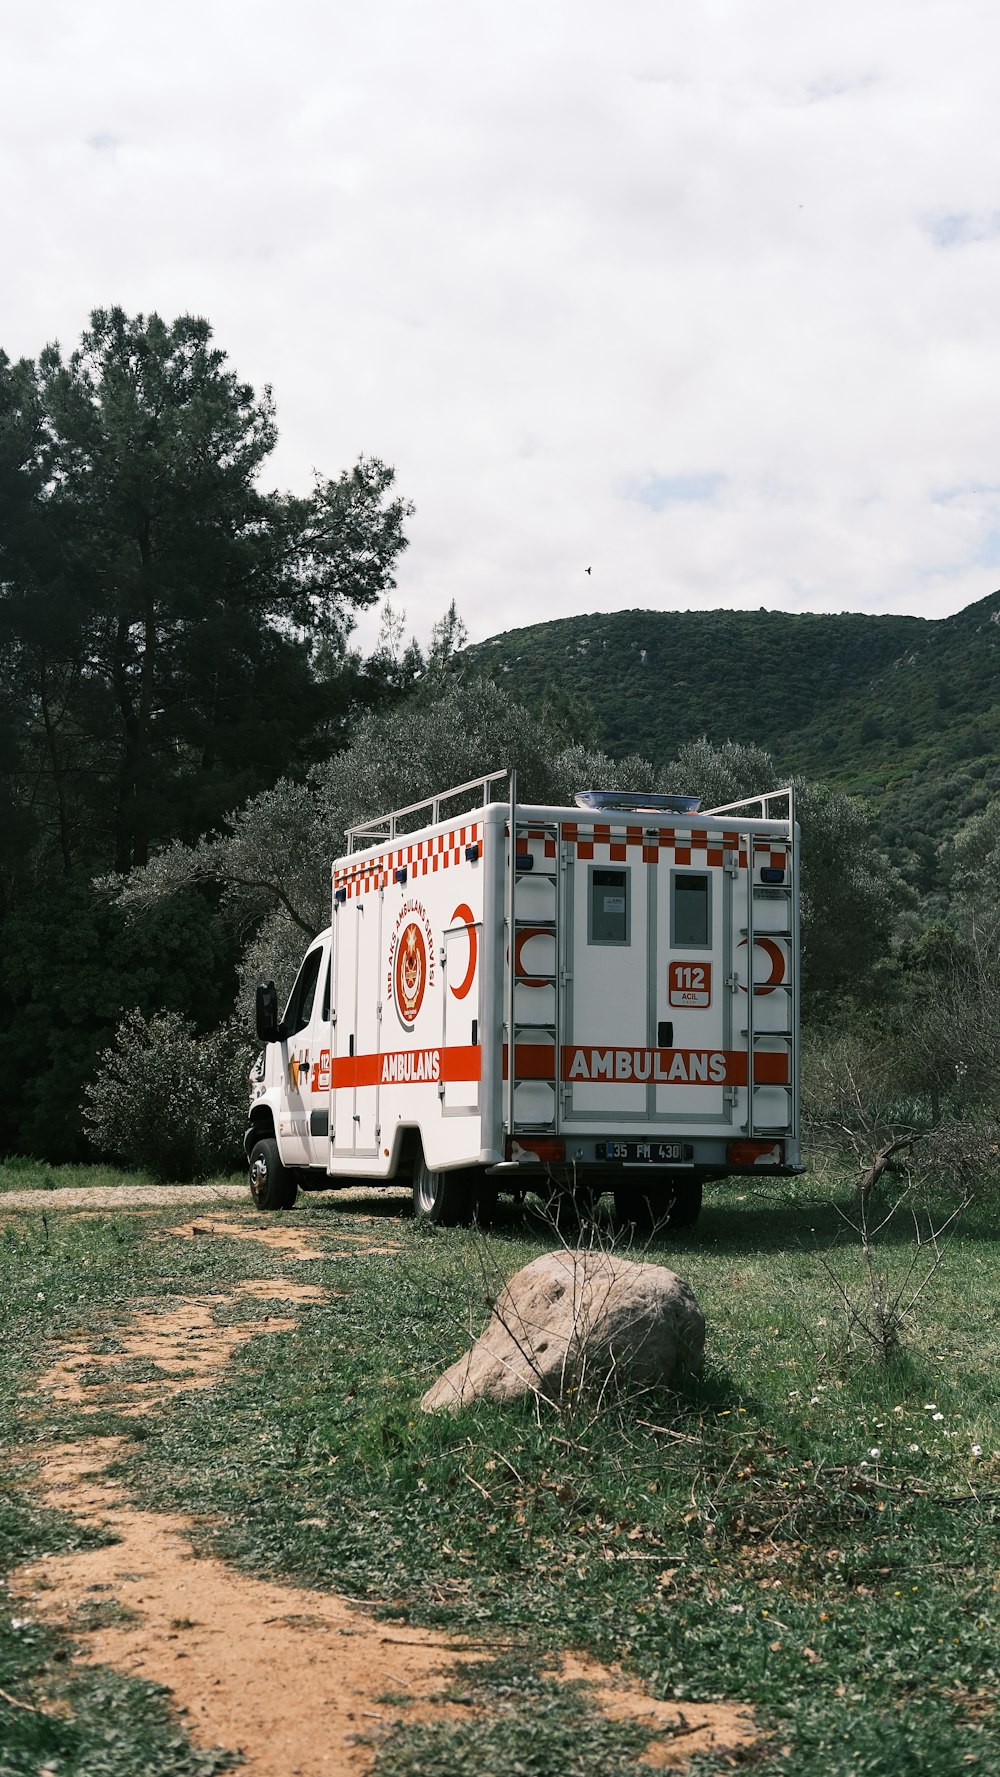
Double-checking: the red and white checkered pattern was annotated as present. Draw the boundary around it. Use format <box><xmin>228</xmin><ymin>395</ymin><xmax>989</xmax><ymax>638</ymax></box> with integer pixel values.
<box><xmin>555</xmin><ymin>823</ymin><xmax>787</xmax><ymax>871</ymax></box>
<box><xmin>515</xmin><ymin>823</ymin><xmax>788</xmax><ymax>871</ymax></box>
<box><xmin>334</xmin><ymin>823</ymin><xmax>482</xmax><ymax>901</ymax></box>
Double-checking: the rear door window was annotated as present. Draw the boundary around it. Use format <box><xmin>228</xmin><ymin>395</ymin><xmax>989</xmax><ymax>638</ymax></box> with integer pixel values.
<box><xmin>671</xmin><ymin>872</ymin><xmax>712</xmax><ymax>948</ymax></box>
<box><xmin>589</xmin><ymin>867</ymin><xmax>630</xmax><ymax>945</ymax></box>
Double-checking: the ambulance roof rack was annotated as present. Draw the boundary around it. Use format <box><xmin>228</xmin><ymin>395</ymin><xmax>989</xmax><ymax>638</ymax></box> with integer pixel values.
<box><xmin>346</xmin><ymin>769</ymin><xmax>511</xmax><ymax>852</ymax></box>
<box><xmin>574</xmin><ymin>790</ymin><xmax>701</xmax><ymax>814</ymax></box>
<box><xmin>702</xmin><ymin>786</ymin><xmax>795</xmax><ymax>826</ymax></box>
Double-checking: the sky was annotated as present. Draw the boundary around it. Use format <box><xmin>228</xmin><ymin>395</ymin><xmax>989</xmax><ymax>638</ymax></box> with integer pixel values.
<box><xmin>3</xmin><ymin>0</ymin><xmax>1000</xmax><ymax>654</ymax></box>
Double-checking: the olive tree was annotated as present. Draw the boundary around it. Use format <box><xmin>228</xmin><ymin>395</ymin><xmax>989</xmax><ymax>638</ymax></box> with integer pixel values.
<box><xmin>112</xmin><ymin>677</ymin><xmax>655</xmax><ymax>1022</ymax></box>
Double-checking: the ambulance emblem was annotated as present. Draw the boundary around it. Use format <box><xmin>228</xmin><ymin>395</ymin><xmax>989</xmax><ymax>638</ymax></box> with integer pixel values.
<box><xmin>395</xmin><ymin>922</ymin><xmax>426</xmax><ymax>1024</ymax></box>
<box><xmin>387</xmin><ymin>899</ymin><xmax>437</xmax><ymax>1030</ymax></box>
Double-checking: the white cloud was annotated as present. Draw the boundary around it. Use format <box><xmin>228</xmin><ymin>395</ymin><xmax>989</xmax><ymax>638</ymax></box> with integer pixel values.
<box><xmin>3</xmin><ymin>0</ymin><xmax>1000</xmax><ymax>651</ymax></box>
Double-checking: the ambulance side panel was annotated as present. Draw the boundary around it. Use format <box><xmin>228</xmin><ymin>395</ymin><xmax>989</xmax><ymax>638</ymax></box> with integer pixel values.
<box><xmin>327</xmin><ymin>818</ymin><xmax>495</xmax><ymax>1177</ymax></box>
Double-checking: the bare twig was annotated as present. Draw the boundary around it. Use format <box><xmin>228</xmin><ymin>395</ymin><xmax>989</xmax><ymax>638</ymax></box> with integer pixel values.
<box><xmin>0</xmin><ymin>1685</ymin><xmax>45</xmax><ymax>1714</ymax></box>
<box><xmin>856</xmin><ymin>1133</ymin><xmax>922</xmax><ymax>1206</ymax></box>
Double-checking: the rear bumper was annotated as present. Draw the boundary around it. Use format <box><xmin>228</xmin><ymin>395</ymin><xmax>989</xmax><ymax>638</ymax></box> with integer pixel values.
<box><xmin>487</xmin><ymin>1132</ymin><xmax>801</xmax><ymax>1177</ymax></box>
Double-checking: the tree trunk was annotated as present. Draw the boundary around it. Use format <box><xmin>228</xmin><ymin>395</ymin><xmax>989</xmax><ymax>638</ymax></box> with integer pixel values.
<box><xmin>110</xmin><ymin>517</ymin><xmax>157</xmax><ymax>873</ymax></box>
<box><xmin>38</xmin><ymin>659</ymin><xmax>73</xmax><ymax>873</ymax></box>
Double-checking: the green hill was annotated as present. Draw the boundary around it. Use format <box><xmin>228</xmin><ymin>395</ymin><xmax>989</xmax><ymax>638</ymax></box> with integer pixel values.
<box><xmin>466</xmin><ymin>591</ymin><xmax>1000</xmax><ymax>895</ymax></box>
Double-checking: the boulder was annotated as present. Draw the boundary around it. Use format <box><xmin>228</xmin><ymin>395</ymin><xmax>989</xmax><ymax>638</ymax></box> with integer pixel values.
<box><xmin>421</xmin><ymin>1248</ymin><xmax>704</xmax><ymax>1413</ymax></box>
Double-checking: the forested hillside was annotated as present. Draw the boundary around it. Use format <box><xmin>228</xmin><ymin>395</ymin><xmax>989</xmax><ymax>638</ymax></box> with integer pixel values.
<box><xmin>3</xmin><ymin>306</ymin><xmax>999</xmax><ymax>1167</ymax></box>
<box><xmin>467</xmin><ymin>594</ymin><xmax>1000</xmax><ymax>894</ymax></box>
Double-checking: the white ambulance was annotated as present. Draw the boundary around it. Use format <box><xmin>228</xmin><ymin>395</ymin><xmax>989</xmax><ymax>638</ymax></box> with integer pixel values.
<box><xmin>246</xmin><ymin>771</ymin><xmax>802</xmax><ymax>1227</ymax></box>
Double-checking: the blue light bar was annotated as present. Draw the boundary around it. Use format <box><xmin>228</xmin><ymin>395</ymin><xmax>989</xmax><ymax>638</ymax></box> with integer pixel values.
<box><xmin>574</xmin><ymin>790</ymin><xmax>701</xmax><ymax>814</ymax></box>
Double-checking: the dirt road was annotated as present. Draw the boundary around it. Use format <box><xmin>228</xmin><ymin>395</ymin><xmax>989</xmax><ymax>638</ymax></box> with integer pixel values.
<box><xmin>8</xmin><ymin>1205</ymin><xmax>757</xmax><ymax>1774</ymax></box>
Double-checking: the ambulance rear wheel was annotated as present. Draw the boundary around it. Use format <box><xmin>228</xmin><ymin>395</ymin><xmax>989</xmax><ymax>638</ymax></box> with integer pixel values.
<box><xmin>535</xmin><ymin>1182</ymin><xmax>600</xmax><ymax>1231</ymax></box>
<box><xmin>613</xmin><ymin>1181</ymin><xmax>655</xmax><ymax>1231</ymax></box>
<box><xmin>614</xmin><ymin>1176</ymin><xmax>702</xmax><ymax>1231</ymax></box>
<box><xmin>249</xmin><ymin>1137</ymin><xmax>299</xmax><ymax>1212</ymax></box>
<box><xmin>664</xmin><ymin>1177</ymin><xmax>703</xmax><ymax>1228</ymax></box>
<box><xmin>412</xmin><ymin>1155</ymin><xmax>473</xmax><ymax>1226</ymax></box>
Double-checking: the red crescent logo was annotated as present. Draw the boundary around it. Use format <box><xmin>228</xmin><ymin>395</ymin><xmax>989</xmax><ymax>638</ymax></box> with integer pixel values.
<box><xmin>449</xmin><ymin>903</ymin><xmax>478</xmax><ymax>1000</ymax></box>
<box><xmin>514</xmin><ymin>926</ymin><xmax>550</xmax><ymax>989</ymax></box>
<box><xmin>737</xmin><ymin>936</ymin><xmax>786</xmax><ymax>994</ymax></box>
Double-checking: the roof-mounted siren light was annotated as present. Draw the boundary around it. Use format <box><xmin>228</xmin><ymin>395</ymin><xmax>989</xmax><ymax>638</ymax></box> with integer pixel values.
<box><xmin>573</xmin><ymin>790</ymin><xmax>702</xmax><ymax>815</ymax></box>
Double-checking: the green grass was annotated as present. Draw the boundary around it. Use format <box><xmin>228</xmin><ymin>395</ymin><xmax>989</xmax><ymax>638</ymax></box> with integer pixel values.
<box><xmin>0</xmin><ymin>1156</ymin><xmax>244</xmax><ymax>1192</ymax></box>
<box><xmin>2</xmin><ymin>1180</ymin><xmax>999</xmax><ymax>1775</ymax></box>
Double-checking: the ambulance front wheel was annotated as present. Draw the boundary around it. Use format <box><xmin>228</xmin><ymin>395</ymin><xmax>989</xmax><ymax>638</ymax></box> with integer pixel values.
<box><xmin>412</xmin><ymin>1154</ymin><xmax>473</xmax><ymax>1226</ymax></box>
<box><xmin>249</xmin><ymin>1137</ymin><xmax>299</xmax><ymax>1212</ymax></box>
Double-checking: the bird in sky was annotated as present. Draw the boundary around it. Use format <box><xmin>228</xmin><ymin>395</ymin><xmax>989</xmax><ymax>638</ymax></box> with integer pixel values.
<box><xmin>585</xmin><ymin>566</ymin><xmax>592</xmax><ymax>575</ymax></box>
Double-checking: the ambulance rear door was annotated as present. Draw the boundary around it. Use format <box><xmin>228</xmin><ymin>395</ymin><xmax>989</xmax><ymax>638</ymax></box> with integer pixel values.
<box><xmin>560</xmin><ymin>830</ymin><xmax>651</xmax><ymax>1127</ymax></box>
<box><xmin>650</xmin><ymin>826</ymin><xmax>734</xmax><ymax>1127</ymax></box>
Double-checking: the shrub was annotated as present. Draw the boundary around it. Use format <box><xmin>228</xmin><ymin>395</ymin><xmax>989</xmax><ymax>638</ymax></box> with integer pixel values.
<box><xmin>83</xmin><ymin>1010</ymin><xmax>252</xmax><ymax>1182</ymax></box>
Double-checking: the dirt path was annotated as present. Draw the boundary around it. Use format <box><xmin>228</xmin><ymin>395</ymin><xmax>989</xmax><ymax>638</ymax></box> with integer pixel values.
<box><xmin>0</xmin><ymin>1182</ymin><xmax>248</xmax><ymax>1211</ymax></box>
<box><xmin>9</xmin><ymin>1212</ymin><xmax>757</xmax><ymax>1775</ymax></box>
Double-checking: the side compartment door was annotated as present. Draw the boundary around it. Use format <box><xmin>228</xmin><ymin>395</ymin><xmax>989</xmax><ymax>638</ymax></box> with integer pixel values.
<box><xmin>331</xmin><ymin>900</ymin><xmax>357</xmax><ymax>1159</ymax></box>
<box><xmin>331</xmin><ymin>895</ymin><xmax>383</xmax><ymax>1159</ymax></box>
<box><xmin>351</xmin><ymin>894</ymin><xmax>383</xmax><ymax>1156</ymax></box>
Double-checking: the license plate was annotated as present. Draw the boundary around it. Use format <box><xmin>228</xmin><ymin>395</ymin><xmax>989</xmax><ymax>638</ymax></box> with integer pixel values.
<box><xmin>596</xmin><ymin>1141</ymin><xmax>693</xmax><ymax>1163</ymax></box>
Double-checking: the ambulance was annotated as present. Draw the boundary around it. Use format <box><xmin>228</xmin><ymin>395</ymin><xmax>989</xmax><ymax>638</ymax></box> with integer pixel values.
<box><xmin>246</xmin><ymin>771</ymin><xmax>802</xmax><ymax>1227</ymax></box>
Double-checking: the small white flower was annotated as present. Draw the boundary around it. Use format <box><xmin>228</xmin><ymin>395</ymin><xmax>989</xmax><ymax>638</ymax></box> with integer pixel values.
<box><xmin>908</xmin><ymin>1443</ymin><xmax>920</xmax><ymax>1453</ymax></box>
<box><xmin>859</xmin><ymin>1460</ymin><xmax>868</xmax><ymax>1468</ymax></box>
<box><xmin>893</xmin><ymin>1406</ymin><xmax>904</xmax><ymax>1415</ymax></box>
<box><xmin>972</xmin><ymin>1445</ymin><xmax>983</xmax><ymax>1457</ymax></box>
<box><xmin>924</xmin><ymin>1403</ymin><xmax>938</xmax><ymax>1411</ymax></box>
<box><xmin>869</xmin><ymin>1448</ymin><xmax>881</xmax><ymax>1460</ymax></box>
<box><xmin>810</xmin><ymin>1396</ymin><xmax>821</xmax><ymax>1405</ymax></box>
<box><xmin>932</xmin><ymin>1413</ymin><xmax>944</xmax><ymax>1422</ymax></box>
<box><xmin>10</xmin><ymin>1617</ymin><xmax>30</xmax><ymax>1630</ymax></box>
<box><xmin>35</xmin><ymin>1292</ymin><xmax>45</xmax><ymax>1303</ymax></box>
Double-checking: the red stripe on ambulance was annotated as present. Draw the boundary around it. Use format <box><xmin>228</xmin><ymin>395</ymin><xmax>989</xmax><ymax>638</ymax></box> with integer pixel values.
<box><xmin>329</xmin><ymin>1045</ymin><xmax>482</xmax><ymax>1090</ymax></box>
<box><xmin>560</xmin><ymin>1047</ymin><xmax>789</xmax><ymax>1086</ymax></box>
<box><xmin>499</xmin><ymin>1045</ymin><xmax>789</xmax><ymax>1085</ymax></box>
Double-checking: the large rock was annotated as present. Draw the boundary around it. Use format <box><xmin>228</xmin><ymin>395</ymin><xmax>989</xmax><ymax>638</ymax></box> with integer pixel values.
<box><xmin>421</xmin><ymin>1248</ymin><xmax>704</xmax><ymax>1413</ymax></box>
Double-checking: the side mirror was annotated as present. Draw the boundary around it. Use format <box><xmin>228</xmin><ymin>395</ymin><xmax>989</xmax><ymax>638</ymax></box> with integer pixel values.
<box><xmin>255</xmin><ymin>981</ymin><xmax>280</xmax><ymax>1044</ymax></box>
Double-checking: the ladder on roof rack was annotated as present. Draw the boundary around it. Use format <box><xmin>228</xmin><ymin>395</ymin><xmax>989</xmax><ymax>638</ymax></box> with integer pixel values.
<box><xmin>736</xmin><ymin>792</ymin><xmax>799</xmax><ymax>1145</ymax></box>
<box><xmin>345</xmin><ymin>769</ymin><xmax>511</xmax><ymax>853</ymax></box>
<box><xmin>504</xmin><ymin>775</ymin><xmax>561</xmax><ymax>1139</ymax></box>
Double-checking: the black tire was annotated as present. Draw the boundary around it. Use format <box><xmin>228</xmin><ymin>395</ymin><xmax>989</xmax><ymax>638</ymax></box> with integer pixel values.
<box><xmin>249</xmin><ymin>1137</ymin><xmax>298</xmax><ymax>1212</ymax></box>
<box><xmin>534</xmin><ymin>1181</ymin><xmax>601</xmax><ymax>1232</ymax></box>
<box><xmin>471</xmin><ymin>1179</ymin><xmax>500</xmax><ymax>1226</ymax></box>
<box><xmin>412</xmin><ymin>1154</ymin><xmax>473</xmax><ymax>1225</ymax></box>
<box><xmin>664</xmin><ymin>1177</ymin><xmax>703</xmax><ymax>1228</ymax></box>
<box><xmin>613</xmin><ymin>1180</ymin><xmax>656</xmax><ymax>1231</ymax></box>
<box><xmin>614</xmin><ymin>1175</ymin><xmax>702</xmax><ymax>1231</ymax></box>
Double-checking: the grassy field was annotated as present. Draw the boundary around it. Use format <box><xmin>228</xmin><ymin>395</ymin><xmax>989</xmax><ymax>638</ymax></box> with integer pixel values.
<box><xmin>1</xmin><ymin>1163</ymin><xmax>998</xmax><ymax>1775</ymax></box>
<box><xmin>0</xmin><ymin>1157</ymin><xmax>239</xmax><ymax>1193</ymax></box>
